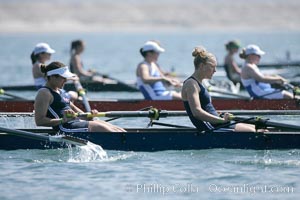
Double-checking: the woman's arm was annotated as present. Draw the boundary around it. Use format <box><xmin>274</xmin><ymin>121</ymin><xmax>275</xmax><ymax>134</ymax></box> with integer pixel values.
<box><xmin>227</xmin><ymin>56</ymin><xmax>241</xmax><ymax>74</ymax></box>
<box><xmin>70</xmin><ymin>102</ymin><xmax>84</xmax><ymax>113</ymax></box>
<box><xmin>137</xmin><ymin>63</ymin><xmax>167</xmax><ymax>84</ymax></box>
<box><xmin>247</xmin><ymin>65</ymin><xmax>285</xmax><ymax>84</ymax></box>
<box><xmin>34</xmin><ymin>89</ymin><xmax>62</xmax><ymax>126</ymax></box>
<box><xmin>71</xmin><ymin>55</ymin><xmax>93</xmax><ymax>77</ymax></box>
<box><xmin>185</xmin><ymin>80</ymin><xmax>227</xmax><ymax>124</ymax></box>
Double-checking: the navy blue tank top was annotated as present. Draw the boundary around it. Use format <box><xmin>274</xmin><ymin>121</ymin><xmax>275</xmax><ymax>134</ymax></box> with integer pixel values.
<box><xmin>43</xmin><ymin>87</ymin><xmax>72</xmax><ymax>119</ymax></box>
<box><xmin>183</xmin><ymin>76</ymin><xmax>218</xmax><ymax>131</ymax></box>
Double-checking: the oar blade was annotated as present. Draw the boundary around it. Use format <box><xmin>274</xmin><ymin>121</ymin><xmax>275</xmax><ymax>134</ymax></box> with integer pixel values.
<box><xmin>61</xmin><ymin>135</ymin><xmax>88</xmax><ymax>146</ymax></box>
<box><xmin>0</xmin><ymin>126</ymin><xmax>49</xmax><ymax>141</ymax></box>
<box><xmin>0</xmin><ymin>126</ymin><xmax>89</xmax><ymax>147</ymax></box>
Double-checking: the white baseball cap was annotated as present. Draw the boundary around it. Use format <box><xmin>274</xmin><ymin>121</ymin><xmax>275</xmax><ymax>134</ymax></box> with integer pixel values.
<box><xmin>47</xmin><ymin>66</ymin><xmax>75</xmax><ymax>79</ymax></box>
<box><xmin>141</xmin><ymin>41</ymin><xmax>165</xmax><ymax>53</ymax></box>
<box><xmin>245</xmin><ymin>44</ymin><xmax>265</xmax><ymax>56</ymax></box>
<box><xmin>33</xmin><ymin>43</ymin><xmax>56</xmax><ymax>55</ymax></box>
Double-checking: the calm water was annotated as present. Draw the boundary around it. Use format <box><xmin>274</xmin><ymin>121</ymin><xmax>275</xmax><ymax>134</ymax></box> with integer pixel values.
<box><xmin>1</xmin><ymin>148</ymin><xmax>300</xmax><ymax>200</ymax></box>
<box><xmin>0</xmin><ymin>32</ymin><xmax>300</xmax><ymax>200</ymax></box>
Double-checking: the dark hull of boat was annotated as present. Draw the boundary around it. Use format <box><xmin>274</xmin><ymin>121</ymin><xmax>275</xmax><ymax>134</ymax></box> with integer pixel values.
<box><xmin>1</xmin><ymin>81</ymin><xmax>139</xmax><ymax>92</ymax></box>
<box><xmin>1</xmin><ymin>129</ymin><xmax>300</xmax><ymax>151</ymax></box>
<box><xmin>0</xmin><ymin>99</ymin><xmax>299</xmax><ymax>112</ymax></box>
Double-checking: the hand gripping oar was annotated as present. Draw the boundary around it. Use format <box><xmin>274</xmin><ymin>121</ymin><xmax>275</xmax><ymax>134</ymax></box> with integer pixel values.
<box><xmin>284</xmin><ymin>83</ymin><xmax>300</xmax><ymax>98</ymax></box>
<box><xmin>69</xmin><ymin>109</ymin><xmax>187</xmax><ymax>120</ymax></box>
<box><xmin>201</xmin><ymin>115</ymin><xmax>256</xmax><ymax>134</ymax></box>
<box><xmin>0</xmin><ymin>89</ymin><xmax>27</xmax><ymax>100</ymax></box>
<box><xmin>0</xmin><ymin>126</ymin><xmax>88</xmax><ymax>146</ymax></box>
<box><xmin>207</xmin><ymin>86</ymin><xmax>252</xmax><ymax>100</ymax></box>
<box><xmin>73</xmin><ymin>80</ymin><xmax>91</xmax><ymax>112</ymax></box>
<box><xmin>229</xmin><ymin>115</ymin><xmax>300</xmax><ymax>131</ymax></box>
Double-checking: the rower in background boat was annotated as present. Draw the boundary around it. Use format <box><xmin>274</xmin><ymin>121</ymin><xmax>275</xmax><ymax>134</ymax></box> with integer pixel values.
<box><xmin>136</xmin><ymin>40</ymin><xmax>182</xmax><ymax>100</ymax></box>
<box><xmin>181</xmin><ymin>46</ymin><xmax>258</xmax><ymax>132</ymax></box>
<box><xmin>200</xmin><ymin>40</ymin><xmax>242</xmax><ymax>95</ymax></box>
<box><xmin>240</xmin><ymin>44</ymin><xmax>298</xmax><ymax>99</ymax></box>
<box><xmin>69</xmin><ymin>40</ymin><xmax>115</xmax><ymax>84</ymax></box>
<box><xmin>34</xmin><ymin>61</ymin><xmax>125</xmax><ymax>132</ymax></box>
<box><xmin>31</xmin><ymin>43</ymin><xmax>55</xmax><ymax>89</ymax></box>
<box><xmin>224</xmin><ymin>40</ymin><xmax>242</xmax><ymax>87</ymax></box>
<box><xmin>31</xmin><ymin>43</ymin><xmax>78</xmax><ymax>101</ymax></box>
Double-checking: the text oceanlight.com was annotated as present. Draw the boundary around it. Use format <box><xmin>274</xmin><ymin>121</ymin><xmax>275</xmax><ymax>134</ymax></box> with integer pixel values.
<box><xmin>209</xmin><ymin>184</ymin><xmax>294</xmax><ymax>194</ymax></box>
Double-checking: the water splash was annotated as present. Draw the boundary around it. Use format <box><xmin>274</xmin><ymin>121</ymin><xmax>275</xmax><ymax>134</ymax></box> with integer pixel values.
<box><xmin>67</xmin><ymin>142</ymin><xmax>108</xmax><ymax>163</ymax></box>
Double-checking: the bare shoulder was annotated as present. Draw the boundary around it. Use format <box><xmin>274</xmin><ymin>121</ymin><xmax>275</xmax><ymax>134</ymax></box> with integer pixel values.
<box><xmin>182</xmin><ymin>78</ymin><xmax>200</xmax><ymax>93</ymax></box>
<box><xmin>137</xmin><ymin>62</ymin><xmax>149</xmax><ymax>74</ymax></box>
<box><xmin>137</xmin><ymin>62</ymin><xmax>148</xmax><ymax>69</ymax></box>
<box><xmin>224</xmin><ymin>54</ymin><xmax>233</xmax><ymax>63</ymax></box>
<box><xmin>36</xmin><ymin>88</ymin><xmax>51</xmax><ymax>99</ymax></box>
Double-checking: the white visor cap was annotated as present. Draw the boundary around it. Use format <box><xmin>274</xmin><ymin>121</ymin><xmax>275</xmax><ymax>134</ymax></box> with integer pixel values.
<box><xmin>47</xmin><ymin>66</ymin><xmax>75</xmax><ymax>79</ymax></box>
<box><xmin>34</xmin><ymin>43</ymin><xmax>56</xmax><ymax>55</ymax></box>
<box><xmin>245</xmin><ymin>44</ymin><xmax>265</xmax><ymax>56</ymax></box>
<box><xmin>142</xmin><ymin>41</ymin><xmax>165</xmax><ymax>53</ymax></box>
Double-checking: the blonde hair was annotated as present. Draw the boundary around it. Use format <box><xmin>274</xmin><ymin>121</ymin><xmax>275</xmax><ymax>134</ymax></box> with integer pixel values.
<box><xmin>192</xmin><ymin>46</ymin><xmax>216</xmax><ymax>68</ymax></box>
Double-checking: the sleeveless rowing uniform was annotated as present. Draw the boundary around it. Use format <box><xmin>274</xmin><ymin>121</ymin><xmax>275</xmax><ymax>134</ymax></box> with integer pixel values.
<box><xmin>241</xmin><ymin>65</ymin><xmax>283</xmax><ymax>99</ymax></box>
<box><xmin>136</xmin><ymin>61</ymin><xmax>173</xmax><ymax>100</ymax></box>
<box><xmin>34</xmin><ymin>77</ymin><xmax>46</xmax><ymax>89</ymax></box>
<box><xmin>42</xmin><ymin>86</ymin><xmax>88</xmax><ymax>133</ymax></box>
<box><xmin>70</xmin><ymin>60</ymin><xmax>92</xmax><ymax>81</ymax></box>
<box><xmin>183</xmin><ymin>77</ymin><xmax>219</xmax><ymax>131</ymax></box>
<box><xmin>224</xmin><ymin>64</ymin><xmax>241</xmax><ymax>84</ymax></box>
<box><xmin>33</xmin><ymin>61</ymin><xmax>47</xmax><ymax>89</ymax></box>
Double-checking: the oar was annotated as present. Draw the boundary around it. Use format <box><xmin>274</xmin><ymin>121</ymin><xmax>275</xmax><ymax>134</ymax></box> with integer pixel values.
<box><xmin>0</xmin><ymin>126</ymin><xmax>88</xmax><ymax>146</ymax></box>
<box><xmin>3</xmin><ymin>109</ymin><xmax>300</xmax><ymax>118</ymax></box>
<box><xmin>105</xmin><ymin>106</ymin><xmax>153</xmax><ymax>122</ymax></box>
<box><xmin>207</xmin><ymin>86</ymin><xmax>252</xmax><ymax>100</ymax></box>
<box><xmin>229</xmin><ymin>115</ymin><xmax>300</xmax><ymax>131</ymax></box>
<box><xmin>69</xmin><ymin>109</ymin><xmax>187</xmax><ymax>120</ymax></box>
<box><xmin>221</xmin><ymin>110</ymin><xmax>300</xmax><ymax>115</ymax></box>
<box><xmin>73</xmin><ymin>80</ymin><xmax>91</xmax><ymax>112</ymax></box>
<box><xmin>93</xmin><ymin>71</ymin><xmax>137</xmax><ymax>90</ymax></box>
<box><xmin>0</xmin><ymin>88</ymin><xmax>28</xmax><ymax>100</ymax></box>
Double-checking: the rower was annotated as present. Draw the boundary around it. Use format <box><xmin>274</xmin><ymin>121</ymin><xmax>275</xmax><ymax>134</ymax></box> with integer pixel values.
<box><xmin>240</xmin><ymin>44</ymin><xmax>296</xmax><ymax>99</ymax></box>
<box><xmin>181</xmin><ymin>46</ymin><xmax>257</xmax><ymax>132</ymax></box>
<box><xmin>31</xmin><ymin>43</ymin><xmax>55</xmax><ymax>89</ymax></box>
<box><xmin>224</xmin><ymin>40</ymin><xmax>242</xmax><ymax>85</ymax></box>
<box><xmin>34</xmin><ymin>61</ymin><xmax>126</xmax><ymax>132</ymax></box>
<box><xmin>31</xmin><ymin>43</ymin><xmax>78</xmax><ymax>101</ymax></box>
<box><xmin>69</xmin><ymin>40</ymin><xmax>115</xmax><ymax>84</ymax></box>
<box><xmin>136</xmin><ymin>40</ymin><xmax>182</xmax><ymax>100</ymax></box>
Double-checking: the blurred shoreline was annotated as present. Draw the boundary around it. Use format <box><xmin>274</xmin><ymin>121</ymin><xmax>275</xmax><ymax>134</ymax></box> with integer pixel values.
<box><xmin>0</xmin><ymin>0</ymin><xmax>300</xmax><ymax>33</ymax></box>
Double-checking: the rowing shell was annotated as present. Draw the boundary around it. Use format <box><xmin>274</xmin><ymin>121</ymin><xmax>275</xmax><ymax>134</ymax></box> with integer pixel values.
<box><xmin>0</xmin><ymin>99</ymin><xmax>299</xmax><ymax>112</ymax></box>
<box><xmin>1</xmin><ymin>81</ymin><xmax>139</xmax><ymax>92</ymax></box>
<box><xmin>1</xmin><ymin>128</ymin><xmax>300</xmax><ymax>151</ymax></box>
